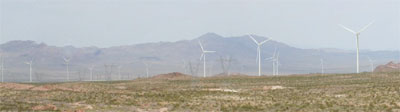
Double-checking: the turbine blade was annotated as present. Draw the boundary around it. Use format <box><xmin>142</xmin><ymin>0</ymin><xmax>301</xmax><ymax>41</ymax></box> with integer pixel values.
<box><xmin>63</xmin><ymin>57</ymin><xmax>70</xmax><ymax>62</ymax></box>
<box><xmin>198</xmin><ymin>41</ymin><xmax>204</xmax><ymax>52</ymax></box>
<box><xmin>200</xmin><ymin>53</ymin><xmax>204</xmax><ymax>60</ymax></box>
<box><xmin>265</xmin><ymin>57</ymin><xmax>274</xmax><ymax>61</ymax></box>
<box><xmin>248</xmin><ymin>35</ymin><xmax>259</xmax><ymax>44</ymax></box>
<box><xmin>259</xmin><ymin>38</ymin><xmax>271</xmax><ymax>45</ymax></box>
<box><xmin>358</xmin><ymin>21</ymin><xmax>374</xmax><ymax>33</ymax></box>
<box><xmin>205</xmin><ymin>51</ymin><xmax>216</xmax><ymax>53</ymax></box>
<box><xmin>339</xmin><ymin>24</ymin><xmax>357</xmax><ymax>34</ymax></box>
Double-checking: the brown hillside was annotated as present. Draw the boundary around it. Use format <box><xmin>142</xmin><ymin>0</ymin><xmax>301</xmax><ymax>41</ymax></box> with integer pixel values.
<box><xmin>374</xmin><ymin>61</ymin><xmax>400</xmax><ymax>72</ymax></box>
<box><xmin>151</xmin><ymin>72</ymin><xmax>193</xmax><ymax>80</ymax></box>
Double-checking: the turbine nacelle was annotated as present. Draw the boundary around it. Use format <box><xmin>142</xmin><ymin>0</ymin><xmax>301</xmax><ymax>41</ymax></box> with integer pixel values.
<box><xmin>63</xmin><ymin>57</ymin><xmax>71</xmax><ymax>63</ymax></box>
<box><xmin>198</xmin><ymin>41</ymin><xmax>216</xmax><ymax>60</ymax></box>
<box><xmin>248</xmin><ymin>35</ymin><xmax>272</xmax><ymax>46</ymax></box>
<box><xmin>25</xmin><ymin>60</ymin><xmax>33</xmax><ymax>65</ymax></box>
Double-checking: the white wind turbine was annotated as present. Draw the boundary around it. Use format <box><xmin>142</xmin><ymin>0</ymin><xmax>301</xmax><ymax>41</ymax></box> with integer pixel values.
<box><xmin>320</xmin><ymin>59</ymin><xmax>324</xmax><ymax>74</ymax></box>
<box><xmin>25</xmin><ymin>59</ymin><xmax>33</xmax><ymax>82</ymax></box>
<box><xmin>275</xmin><ymin>52</ymin><xmax>281</xmax><ymax>75</ymax></box>
<box><xmin>1</xmin><ymin>56</ymin><xmax>3</xmax><ymax>83</ymax></box>
<box><xmin>199</xmin><ymin>41</ymin><xmax>216</xmax><ymax>77</ymax></box>
<box><xmin>63</xmin><ymin>57</ymin><xmax>71</xmax><ymax>81</ymax></box>
<box><xmin>339</xmin><ymin>21</ymin><xmax>374</xmax><ymax>73</ymax></box>
<box><xmin>265</xmin><ymin>48</ymin><xmax>277</xmax><ymax>75</ymax></box>
<box><xmin>182</xmin><ymin>60</ymin><xmax>187</xmax><ymax>74</ymax></box>
<box><xmin>143</xmin><ymin>62</ymin><xmax>151</xmax><ymax>78</ymax></box>
<box><xmin>118</xmin><ymin>65</ymin><xmax>123</xmax><ymax>80</ymax></box>
<box><xmin>367</xmin><ymin>57</ymin><xmax>375</xmax><ymax>72</ymax></box>
<box><xmin>248</xmin><ymin>35</ymin><xmax>271</xmax><ymax>76</ymax></box>
<box><xmin>88</xmin><ymin>65</ymin><xmax>94</xmax><ymax>81</ymax></box>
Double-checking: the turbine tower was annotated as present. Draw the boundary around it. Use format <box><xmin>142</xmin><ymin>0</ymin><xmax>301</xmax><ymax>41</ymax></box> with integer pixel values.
<box><xmin>118</xmin><ymin>65</ymin><xmax>123</xmax><ymax>80</ymax></box>
<box><xmin>143</xmin><ymin>62</ymin><xmax>150</xmax><ymax>78</ymax></box>
<box><xmin>88</xmin><ymin>65</ymin><xmax>94</xmax><ymax>81</ymax></box>
<box><xmin>25</xmin><ymin>60</ymin><xmax>33</xmax><ymax>82</ymax></box>
<box><xmin>1</xmin><ymin>56</ymin><xmax>3</xmax><ymax>83</ymax></box>
<box><xmin>199</xmin><ymin>41</ymin><xmax>216</xmax><ymax>77</ymax></box>
<box><xmin>339</xmin><ymin>21</ymin><xmax>374</xmax><ymax>73</ymax></box>
<box><xmin>63</xmin><ymin>57</ymin><xmax>71</xmax><ymax>81</ymax></box>
<box><xmin>320</xmin><ymin>59</ymin><xmax>324</xmax><ymax>74</ymax></box>
<box><xmin>275</xmin><ymin>52</ymin><xmax>280</xmax><ymax>75</ymax></box>
<box><xmin>367</xmin><ymin>57</ymin><xmax>374</xmax><ymax>72</ymax></box>
<box><xmin>182</xmin><ymin>60</ymin><xmax>187</xmax><ymax>74</ymax></box>
<box><xmin>248</xmin><ymin>35</ymin><xmax>271</xmax><ymax>76</ymax></box>
<box><xmin>265</xmin><ymin>48</ymin><xmax>277</xmax><ymax>75</ymax></box>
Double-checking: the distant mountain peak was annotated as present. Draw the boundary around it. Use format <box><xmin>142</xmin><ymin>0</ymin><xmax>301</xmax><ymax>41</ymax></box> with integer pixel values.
<box><xmin>197</xmin><ymin>32</ymin><xmax>224</xmax><ymax>41</ymax></box>
<box><xmin>1</xmin><ymin>40</ymin><xmax>47</xmax><ymax>52</ymax></box>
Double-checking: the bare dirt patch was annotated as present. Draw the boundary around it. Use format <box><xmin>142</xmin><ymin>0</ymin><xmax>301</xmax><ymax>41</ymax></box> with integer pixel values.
<box><xmin>334</xmin><ymin>94</ymin><xmax>347</xmax><ymax>98</ymax></box>
<box><xmin>32</xmin><ymin>104</ymin><xmax>57</xmax><ymax>111</ymax></box>
<box><xmin>0</xmin><ymin>83</ymin><xmax>34</xmax><ymax>90</ymax></box>
<box><xmin>151</xmin><ymin>72</ymin><xmax>193</xmax><ymax>80</ymax></box>
<box><xmin>263</xmin><ymin>86</ymin><xmax>287</xmax><ymax>90</ymax></box>
<box><xmin>30</xmin><ymin>85</ymin><xmax>83</xmax><ymax>92</ymax></box>
<box><xmin>204</xmin><ymin>88</ymin><xmax>239</xmax><ymax>93</ymax></box>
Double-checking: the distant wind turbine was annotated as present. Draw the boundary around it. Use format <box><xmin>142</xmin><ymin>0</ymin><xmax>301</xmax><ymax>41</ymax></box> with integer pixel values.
<box><xmin>1</xmin><ymin>56</ymin><xmax>3</xmax><ymax>83</ymax></box>
<box><xmin>63</xmin><ymin>57</ymin><xmax>71</xmax><ymax>81</ymax></box>
<box><xmin>275</xmin><ymin>52</ymin><xmax>281</xmax><ymax>75</ymax></box>
<box><xmin>118</xmin><ymin>65</ymin><xmax>123</xmax><ymax>80</ymax></box>
<box><xmin>88</xmin><ymin>65</ymin><xmax>94</xmax><ymax>81</ymax></box>
<box><xmin>339</xmin><ymin>21</ymin><xmax>374</xmax><ymax>73</ymax></box>
<box><xmin>320</xmin><ymin>59</ymin><xmax>324</xmax><ymax>74</ymax></box>
<box><xmin>367</xmin><ymin>57</ymin><xmax>375</xmax><ymax>72</ymax></box>
<box><xmin>199</xmin><ymin>41</ymin><xmax>216</xmax><ymax>77</ymax></box>
<box><xmin>143</xmin><ymin>62</ymin><xmax>151</xmax><ymax>78</ymax></box>
<box><xmin>182</xmin><ymin>60</ymin><xmax>187</xmax><ymax>74</ymax></box>
<box><xmin>265</xmin><ymin>48</ymin><xmax>277</xmax><ymax>75</ymax></box>
<box><xmin>248</xmin><ymin>35</ymin><xmax>271</xmax><ymax>76</ymax></box>
<box><xmin>25</xmin><ymin>59</ymin><xmax>33</xmax><ymax>82</ymax></box>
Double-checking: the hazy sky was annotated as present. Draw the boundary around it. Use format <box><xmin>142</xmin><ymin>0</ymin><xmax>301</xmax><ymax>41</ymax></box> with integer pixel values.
<box><xmin>1</xmin><ymin>0</ymin><xmax>399</xmax><ymax>50</ymax></box>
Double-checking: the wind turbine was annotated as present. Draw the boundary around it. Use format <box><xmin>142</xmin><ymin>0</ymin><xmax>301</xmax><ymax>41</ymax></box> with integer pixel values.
<box><xmin>88</xmin><ymin>65</ymin><xmax>94</xmax><ymax>81</ymax></box>
<box><xmin>265</xmin><ymin>48</ymin><xmax>277</xmax><ymax>75</ymax></box>
<box><xmin>182</xmin><ymin>60</ymin><xmax>187</xmax><ymax>74</ymax></box>
<box><xmin>320</xmin><ymin>59</ymin><xmax>324</xmax><ymax>74</ymax></box>
<box><xmin>143</xmin><ymin>62</ymin><xmax>151</xmax><ymax>78</ymax></box>
<box><xmin>367</xmin><ymin>57</ymin><xmax>375</xmax><ymax>72</ymax></box>
<box><xmin>25</xmin><ymin>59</ymin><xmax>33</xmax><ymax>82</ymax></box>
<box><xmin>339</xmin><ymin>21</ymin><xmax>374</xmax><ymax>73</ymax></box>
<box><xmin>275</xmin><ymin>52</ymin><xmax>280</xmax><ymax>75</ymax></box>
<box><xmin>199</xmin><ymin>41</ymin><xmax>216</xmax><ymax>77</ymax></box>
<box><xmin>248</xmin><ymin>35</ymin><xmax>271</xmax><ymax>76</ymax></box>
<box><xmin>118</xmin><ymin>65</ymin><xmax>123</xmax><ymax>80</ymax></box>
<box><xmin>63</xmin><ymin>57</ymin><xmax>71</xmax><ymax>81</ymax></box>
<box><xmin>1</xmin><ymin>59</ymin><xmax>3</xmax><ymax>83</ymax></box>
<box><xmin>1</xmin><ymin>56</ymin><xmax>3</xmax><ymax>83</ymax></box>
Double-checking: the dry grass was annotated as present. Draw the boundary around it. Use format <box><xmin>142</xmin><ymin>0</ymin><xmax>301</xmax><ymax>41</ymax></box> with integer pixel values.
<box><xmin>1</xmin><ymin>72</ymin><xmax>400</xmax><ymax>111</ymax></box>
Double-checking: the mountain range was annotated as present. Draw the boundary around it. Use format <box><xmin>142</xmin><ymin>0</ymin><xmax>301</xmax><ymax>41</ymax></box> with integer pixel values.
<box><xmin>1</xmin><ymin>33</ymin><xmax>398</xmax><ymax>82</ymax></box>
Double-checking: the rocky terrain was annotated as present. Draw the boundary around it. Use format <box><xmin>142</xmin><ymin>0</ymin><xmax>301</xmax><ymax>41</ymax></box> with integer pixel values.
<box><xmin>374</xmin><ymin>61</ymin><xmax>400</xmax><ymax>72</ymax></box>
